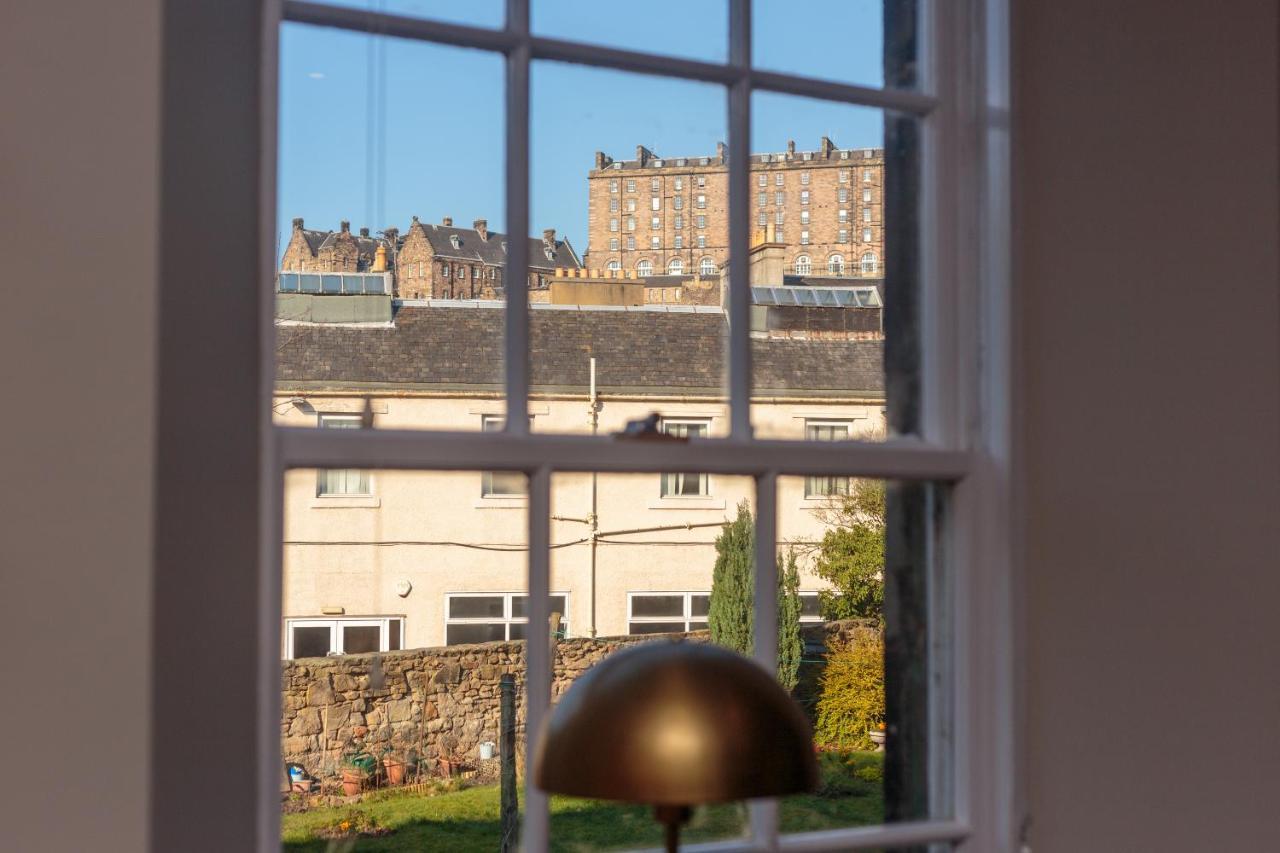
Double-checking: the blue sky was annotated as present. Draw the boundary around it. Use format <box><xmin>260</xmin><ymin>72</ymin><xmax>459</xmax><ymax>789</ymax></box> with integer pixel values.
<box><xmin>278</xmin><ymin>1</ymin><xmax>886</xmax><ymax>258</ymax></box>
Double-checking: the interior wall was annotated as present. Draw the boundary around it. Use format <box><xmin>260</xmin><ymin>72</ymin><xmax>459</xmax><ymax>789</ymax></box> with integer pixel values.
<box><xmin>1013</xmin><ymin>2</ymin><xmax>1280</xmax><ymax>850</ymax></box>
<box><xmin>0</xmin><ymin>0</ymin><xmax>160</xmax><ymax>849</ymax></box>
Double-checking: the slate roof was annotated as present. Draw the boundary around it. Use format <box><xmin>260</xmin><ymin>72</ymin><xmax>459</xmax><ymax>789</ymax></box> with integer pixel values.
<box><xmin>413</xmin><ymin>222</ymin><xmax>581</xmax><ymax>270</ymax></box>
<box><xmin>276</xmin><ymin>304</ymin><xmax>883</xmax><ymax>397</ymax></box>
<box><xmin>298</xmin><ymin>228</ymin><xmax>387</xmax><ymax>257</ymax></box>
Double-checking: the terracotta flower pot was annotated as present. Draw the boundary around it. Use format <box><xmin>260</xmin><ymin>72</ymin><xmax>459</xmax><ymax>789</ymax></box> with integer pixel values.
<box><xmin>383</xmin><ymin>758</ymin><xmax>407</xmax><ymax>785</ymax></box>
<box><xmin>341</xmin><ymin>770</ymin><xmax>366</xmax><ymax>796</ymax></box>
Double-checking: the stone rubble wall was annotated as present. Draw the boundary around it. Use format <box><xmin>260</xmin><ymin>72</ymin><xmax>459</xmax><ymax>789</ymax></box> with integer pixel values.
<box><xmin>281</xmin><ymin>621</ymin><xmax>872</xmax><ymax>782</ymax></box>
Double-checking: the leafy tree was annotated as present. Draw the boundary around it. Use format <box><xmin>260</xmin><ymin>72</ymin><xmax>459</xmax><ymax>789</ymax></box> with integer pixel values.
<box><xmin>812</xmin><ymin>479</ymin><xmax>886</xmax><ymax>622</ymax></box>
<box><xmin>814</xmin><ymin>629</ymin><xmax>885</xmax><ymax>749</ymax></box>
<box><xmin>708</xmin><ymin>501</ymin><xmax>805</xmax><ymax>692</ymax></box>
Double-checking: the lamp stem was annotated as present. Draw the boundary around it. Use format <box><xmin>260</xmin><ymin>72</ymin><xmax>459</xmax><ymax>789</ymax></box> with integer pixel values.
<box><xmin>653</xmin><ymin>805</ymin><xmax>691</xmax><ymax>853</ymax></box>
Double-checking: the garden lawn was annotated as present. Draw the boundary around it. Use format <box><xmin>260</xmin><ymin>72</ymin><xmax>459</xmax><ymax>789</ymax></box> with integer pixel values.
<box><xmin>282</xmin><ymin>755</ymin><xmax>884</xmax><ymax>852</ymax></box>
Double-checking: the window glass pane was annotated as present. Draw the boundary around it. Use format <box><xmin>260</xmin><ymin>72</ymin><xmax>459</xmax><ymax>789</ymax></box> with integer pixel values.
<box><xmin>277</xmin><ymin>24</ymin><xmax>510</xmax><ymax>435</ymax></box>
<box><xmin>628</xmin><ymin>621</ymin><xmax>687</xmax><ymax>635</ymax></box>
<box><xmin>532</xmin><ymin>0</ymin><xmax>727</xmax><ymax>63</ymax></box>
<box><xmin>773</xmin><ymin>476</ymin><xmax>948</xmax><ymax>829</ymax></box>
<box><xmin>530</xmin><ymin>62</ymin><xmax>726</xmax><ymax>434</ymax></box>
<box><xmin>342</xmin><ymin>624</ymin><xmax>380</xmax><ymax>654</ymax></box>
<box><xmin>750</xmin><ymin>92</ymin><xmax>917</xmax><ymax>441</ymax></box>
<box><xmin>689</xmin><ymin>593</ymin><xmax>711</xmax><ymax>617</ymax></box>
<box><xmin>446</xmin><ymin>623</ymin><xmax>506</xmax><ymax>645</ymax></box>
<box><xmin>388</xmin><ymin>618</ymin><xmax>401</xmax><ymax>650</ymax></box>
<box><xmin>449</xmin><ymin>595</ymin><xmax>505</xmax><ymax>619</ymax></box>
<box><xmin>753</xmin><ymin>0</ymin><xmax>918</xmax><ymax>90</ymax></box>
<box><xmin>630</xmin><ymin>594</ymin><xmax>685</xmax><ymax>618</ymax></box>
<box><xmin>291</xmin><ymin>626</ymin><xmax>332</xmax><ymax>659</ymax></box>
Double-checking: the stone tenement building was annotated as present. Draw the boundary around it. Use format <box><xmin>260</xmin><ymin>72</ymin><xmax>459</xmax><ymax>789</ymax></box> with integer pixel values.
<box><xmin>585</xmin><ymin>137</ymin><xmax>884</xmax><ymax>280</ymax></box>
<box><xmin>280</xmin><ymin>216</ymin><xmax>582</xmax><ymax>299</ymax></box>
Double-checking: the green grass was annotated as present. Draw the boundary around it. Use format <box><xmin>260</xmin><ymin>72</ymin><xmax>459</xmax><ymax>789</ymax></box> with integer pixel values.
<box><xmin>282</xmin><ymin>752</ymin><xmax>884</xmax><ymax>852</ymax></box>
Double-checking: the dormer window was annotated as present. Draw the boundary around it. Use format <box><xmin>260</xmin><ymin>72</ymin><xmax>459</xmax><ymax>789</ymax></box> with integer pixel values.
<box><xmin>544</xmin><ymin>247</ymin><xmax>555</xmax><ymax>261</ymax></box>
<box><xmin>449</xmin><ymin>235</ymin><xmax>461</xmax><ymax>249</ymax></box>
<box><xmin>501</xmin><ymin>241</ymin><xmax>508</xmax><ymax>253</ymax></box>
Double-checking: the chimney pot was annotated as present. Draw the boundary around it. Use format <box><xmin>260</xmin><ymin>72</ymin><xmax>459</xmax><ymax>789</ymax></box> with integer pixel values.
<box><xmin>340</xmin><ymin>220</ymin><xmax>350</xmax><ymax>233</ymax></box>
<box><xmin>716</xmin><ymin>141</ymin><xmax>727</xmax><ymax>163</ymax></box>
<box><xmin>442</xmin><ymin>216</ymin><xmax>453</xmax><ymax>226</ymax></box>
<box><xmin>543</xmin><ymin>228</ymin><xmax>556</xmax><ymax>245</ymax></box>
<box><xmin>359</xmin><ymin>227</ymin><xmax>369</xmax><ymax>238</ymax></box>
<box><xmin>292</xmin><ymin>217</ymin><xmax>304</xmax><ymax>230</ymax></box>
<box><xmin>473</xmin><ymin>219</ymin><xmax>488</xmax><ymax>240</ymax></box>
<box><xmin>787</xmin><ymin>139</ymin><xmax>796</xmax><ymax>154</ymax></box>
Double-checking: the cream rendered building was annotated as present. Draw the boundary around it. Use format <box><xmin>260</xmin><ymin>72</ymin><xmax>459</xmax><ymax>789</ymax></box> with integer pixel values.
<box><xmin>275</xmin><ymin>286</ymin><xmax>884</xmax><ymax>656</ymax></box>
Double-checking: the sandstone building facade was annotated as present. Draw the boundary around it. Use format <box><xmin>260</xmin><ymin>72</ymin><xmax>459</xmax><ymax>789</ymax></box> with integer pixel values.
<box><xmin>280</xmin><ymin>216</ymin><xmax>581</xmax><ymax>300</ymax></box>
<box><xmin>584</xmin><ymin>137</ymin><xmax>885</xmax><ymax>280</ymax></box>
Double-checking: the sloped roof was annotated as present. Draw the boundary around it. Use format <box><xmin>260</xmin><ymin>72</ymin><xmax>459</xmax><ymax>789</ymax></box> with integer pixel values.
<box><xmin>413</xmin><ymin>222</ymin><xmax>581</xmax><ymax>270</ymax></box>
<box><xmin>275</xmin><ymin>303</ymin><xmax>883</xmax><ymax>397</ymax></box>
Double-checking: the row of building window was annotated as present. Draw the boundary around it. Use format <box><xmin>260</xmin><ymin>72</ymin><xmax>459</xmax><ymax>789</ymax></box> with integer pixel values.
<box><xmin>611</xmin><ymin>176</ymin><xmax>710</xmax><ymax>193</ymax></box>
<box><xmin>284</xmin><ymin>592</ymin><xmax>825</xmax><ymax>656</ymax></box>
<box><xmin>315</xmin><ymin>415</ymin><xmax>863</xmax><ymax>500</ymax></box>
<box><xmin>610</xmin><ymin>168</ymin><xmax>875</xmax><ymax>196</ymax></box>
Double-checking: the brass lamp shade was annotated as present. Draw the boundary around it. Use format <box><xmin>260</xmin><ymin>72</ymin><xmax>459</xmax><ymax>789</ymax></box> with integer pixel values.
<box><xmin>534</xmin><ymin>641</ymin><xmax>818</xmax><ymax>805</ymax></box>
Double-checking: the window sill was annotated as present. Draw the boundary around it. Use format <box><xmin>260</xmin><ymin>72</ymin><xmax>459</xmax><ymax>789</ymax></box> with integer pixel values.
<box><xmin>647</xmin><ymin>498</ymin><xmax>726</xmax><ymax>511</ymax></box>
<box><xmin>310</xmin><ymin>496</ymin><xmax>380</xmax><ymax>509</ymax></box>
<box><xmin>475</xmin><ymin>496</ymin><xmax>528</xmax><ymax>508</ymax></box>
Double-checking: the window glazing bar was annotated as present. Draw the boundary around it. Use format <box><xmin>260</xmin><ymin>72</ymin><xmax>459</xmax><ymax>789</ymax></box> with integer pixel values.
<box><xmin>283</xmin><ymin>0</ymin><xmax>516</xmax><ymax>52</ymax></box>
<box><xmin>749</xmin><ymin>69</ymin><xmax>937</xmax><ymax>115</ymax></box>
<box><xmin>748</xmin><ymin>469</ymin><xmax>779</xmax><ymax>846</ymax></box>
<box><xmin>522</xmin><ymin>464</ymin><xmax>551</xmax><ymax>850</ymax></box>
<box><xmin>726</xmin><ymin>0</ymin><xmax>752</xmax><ymax>440</ymax></box>
<box><xmin>504</xmin><ymin>0</ymin><xmax>531</xmax><ymax>434</ymax></box>
<box><xmin>628</xmin><ymin>818</ymin><xmax>969</xmax><ymax>853</ymax></box>
<box><xmin>277</xmin><ymin>427</ymin><xmax>972</xmax><ymax>481</ymax></box>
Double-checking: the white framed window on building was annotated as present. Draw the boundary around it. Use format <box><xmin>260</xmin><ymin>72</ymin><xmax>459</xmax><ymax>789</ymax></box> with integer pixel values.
<box><xmin>863</xmin><ymin>168</ymin><xmax>873</xmax><ymax>182</ymax></box>
<box><xmin>445</xmin><ymin>593</ymin><xmax>570</xmax><ymax>645</ymax></box>
<box><xmin>775</xmin><ymin>173</ymin><xmax>784</xmax><ymax>186</ymax></box>
<box><xmin>798</xmin><ymin>593</ymin><xmax>823</xmax><ymax>624</ymax></box>
<box><xmin>651</xmin><ymin>196</ymin><xmax>661</xmax><ymax>211</ymax></box>
<box><xmin>839</xmin><ymin>187</ymin><xmax>848</xmax><ymax>203</ymax></box>
<box><xmin>636</xmin><ymin>259</ymin><xmax>653</xmax><ymax>276</ymax></box>
<box><xmin>674</xmin><ymin>195</ymin><xmax>683</xmax><ymax>210</ymax></box>
<box><xmin>609</xmin><ymin>217</ymin><xmax>618</xmax><ymax>232</ymax></box>
<box><xmin>758</xmin><ymin>211</ymin><xmax>768</xmax><ymax>226</ymax></box>
<box><xmin>674</xmin><ymin>214</ymin><xmax>683</xmax><ymax>229</ymax></box>
<box><xmin>696</xmin><ymin>235</ymin><xmax>707</xmax><ymax>248</ymax></box>
<box><xmin>863</xmin><ymin>187</ymin><xmax>873</xmax><ymax>202</ymax></box>
<box><xmin>627</xmin><ymin>592</ymin><xmax>709</xmax><ymax>634</ymax></box>
<box><xmin>775</xmin><ymin>209</ymin><xmax>784</xmax><ymax>225</ymax></box>
<box><xmin>480</xmin><ymin>416</ymin><xmax>525</xmax><ymax>497</ymax></box>
<box><xmin>609</xmin><ymin>238</ymin><xmax>619</xmax><ymax>251</ymax></box>
<box><xmin>658</xmin><ymin>419</ymin><xmax>709</xmax><ymax>497</ymax></box>
<box><xmin>609</xmin><ymin>198</ymin><xmax>619</xmax><ymax>212</ymax></box>
<box><xmin>674</xmin><ymin>235</ymin><xmax>684</xmax><ymax>249</ymax></box>
<box><xmin>626</xmin><ymin>179</ymin><xmax>636</xmax><ymax>192</ymax></box>
<box><xmin>838</xmin><ymin>228</ymin><xmax>849</xmax><ymax>243</ymax></box>
<box><xmin>609</xmin><ymin>179</ymin><xmax>618</xmax><ymax>193</ymax></box>
<box><xmin>626</xmin><ymin>235</ymin><xmax>636</xmax><ymax>251</ymax></box>
<box><xmin>696</xmin><ymin>194</ymin><xmax>706</xmax><ymax>209</ymax></box>
<box><xmin>804</xmin><ymin>420</ymin><xmax>854</xmax><ymax>497</ymax></box>
<box><xmin>696</xmin><ymin>215</ymin><xmax>706</xmax><ymax>228</ymax></box>
<box><xmin>674</xmin><ymin>177</ymin><xmax>683</xmax><ymax>190</ymax></box>
<box><xmin>839</xmin><ymin>208</ymin><xmax>849</xmax><ymax>223</ymax></box>
<box><xmin>667</xmin><ymin>258</ymin><xmax>683</xmax><ymax>274</ymax></box>
<box><xmin>794</xmin><ymin>254</ymin><xmax>812</xmax><ymax>274</ymax></box>
<box><xmin>316</xmin><ymin>414</ymin><xmax>370</xmax><ymax>497</ymax></box>
<box><xmin>861</xmin><ymin>252</ymin><xmax>879</xmax><ymax>274</ymax></box>
<box><xmin>607</xmin><ymin>260</ymin><xmax>620</xmax><ymax>271</ymax></box>
<box><xmin>800</xmin><ymin>229</ymin><xmax>810</xmax><ymax>245</ymax></box>
<box><xmin>801</xmin><ymin>189</ymin><xmax>810</xmax><ymax>205</ymax></box>
<box><xmin>650</xmin><ymin>236</ymin><xmax>660</xmax><ymax>249</ymax></box>
<box><xmin>285</xmin><ymin>616</ymin><xmax>403</xmax><ymax>659</ymax></box>
<box><xmin>650</xmin><ymin>177</ymin><xmax>660</xmax><ymax>192</ymax></box>
<box><xmin>863</xmin><ymin>227</ymin><xmax>873</xmax><ymax>242</ymax></box>
<box><xmin>774</xmin><ymin>191</ymin><xmax>784</xmax><ymax>206</ymax></box>
<box><xmin>757</xmin><ymin>191</ymin><xmax>767</xmax><ymax>208</ymax></box>
<box><xmin>828</xmin><ymin>253</ymin><xmax>845</xmax><ymax>274</ymax></box>
<box><xmin>839</xmin><ymin>169</ymin><xmax>849</xmax><ymax>182</ymax></box>
<box><xmin>626</xmin><ymin>217</ymin><xmax>636</xmax><ymax>231</ymax></box>
<box><xmin>757</xmin><ymin>173</ymin><xmax>767</xmax><ymax>187</ymax></box>
<box><xmin>626</xmin><ymin>198</ymin><xmax>637</xmax><ymax>212</ymax></box>
<box><xmin>800</xmin><ymin>171</ymin><xmax>810</xmax><ymax>185</ymax></box>
<box><xmin>800</xmin><ymin>210</ymin><xmax>810</xmax><ymax>225</ymax></box>
<box><xmin>863</xmin><ymin>207</ymin><xmax>873</xmax><ymax>222</ymax></box>
<box><xmin>695</xmin><ymin>175</ymin><xmax>705</xmax><ymax>188</ymax></box>
<box><xmin>699</xmin><ymin>257</ymin><xmax>716</xmax><ymax>276</ymax></box>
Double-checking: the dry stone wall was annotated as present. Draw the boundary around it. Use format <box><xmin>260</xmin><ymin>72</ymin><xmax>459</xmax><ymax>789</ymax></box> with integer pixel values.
<box><xmin>281</xmin><ymin>621</ymin><xmax>872</xmax><ymax>782</ymax></box>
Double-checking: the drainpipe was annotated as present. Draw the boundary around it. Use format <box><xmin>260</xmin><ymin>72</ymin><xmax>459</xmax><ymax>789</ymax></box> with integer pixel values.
<box><xmin>588</xmin><ymin>357</ymin><xmax>600</xmax><ymax>637</ymax></box>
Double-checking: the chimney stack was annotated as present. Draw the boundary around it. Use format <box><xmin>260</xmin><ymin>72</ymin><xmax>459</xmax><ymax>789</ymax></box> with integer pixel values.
<box><xmin>292</xmin><ymin>217</ymin><xmax>304</xmax><ymax>230</ymax></box>
<box><xmin>359</xmin><ymin>227</ymin><xmax>369</xmax><ymax>238</ymax></box>
<box><xmin>474</xmin><ymin>219</ymin><xmax>488</xmax><ymax>240</ymax></box>
<box><xmin>635</xmin><ymin>145</ymin><xmax>653</xmax><ymax>168</ymax></box>
<box><xmin>819</xmin><ymin>136</ymin><xmax>835</xmax><ymax>158</ymax></box>
<box><xmin>542</xmin><ymin>228</ymin><xmax>556</xmax><ymax>247</ymax></box>
<box><xmin>340</xmin><ymin>220</ymin><xmax>350</xmax><ymax>233</ymax></box>
<box><xmin>442</xmin><ymin>216</ymin><xmax>453</xmax><ymax>226</ymax></box>
<box><xmin>787</xmin><ymin>139</ymin><xmax>796</xmax><ymax>156</ymax></box>
<box><xmin>594</xmin><ymin>151</ymin><xmax>612</xmax><ymax>170</ymax></box>
<box><xmin>716</xmin><ymin>141</ymin><xmax>727</xmax><ymax>163</ymax></box>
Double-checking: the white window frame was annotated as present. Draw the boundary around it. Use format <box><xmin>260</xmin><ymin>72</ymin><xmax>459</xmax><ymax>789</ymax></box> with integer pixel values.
<box><xmin>315</xmin><ymin>414</ymin><xmax>370</xmax><ymax>497</ymax></box>
<box><xmin>699</xmin><ymin>257</ymin><xmax>716</xmax><ymax>276</ymax></box>
<box><xmin>445</xmin><ymin>592</ymin><xmax>570</xmax><ymax>645</ymax></box>
<box><xmin>658</xmin><ymin>418</ymin><xmax>710</xmax><ymax>497</ymax></box>
<box><xmin>636</xmin><ymin>259</ymin><xmax>653</xmax><ymax>277</ymax></box>
<box><xmin>626</xmin><ymin>591</ymin><xmax>710</xmax><ymax>634</ymax></box>
<box><xmin>284</xmin><ymin>616</ymin><xmax>403</xmax><ymax>659</ymax></box>
<box><xmin>794</xmin><ymin>254</ymin><xmax>812</xmax><ymax>274</ymax></box>
<box><xmin>262</xmin><ymin>2</ymin><xmax>1015</xmax><ymax>851</ymax></box>
<box><xmin>803</xmin><ymin>419</ymin><xmax>854</xmax><ymax>498</ymax></box>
